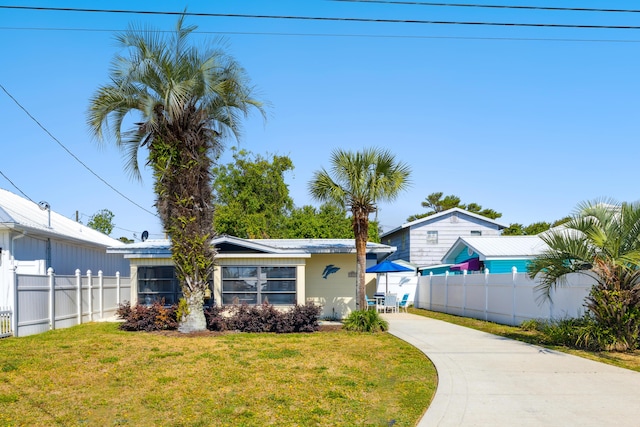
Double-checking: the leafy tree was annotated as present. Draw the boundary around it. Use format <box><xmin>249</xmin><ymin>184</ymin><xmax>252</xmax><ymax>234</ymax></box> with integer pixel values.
<box><xmin>309</xmin><ymin>147</ymin><xmax>411</xmax><ymax>310</ymax></box>
<box><xmin>119</xmin><ymin>236</ymin><xmax>134</xmax><ymax>244</ymax></box>
<box><xmin>88</xmin><ymin>17</ymin><xmax>263</xmax><ymax>332</ymax></box>
<box><xmin>527</xmin><ymin>199</ymin><xmax>640</xmax><ymax>351</ymax></box>
<box><xmin>407</xmin><ymin>191</ymin><xmax>502</xmax><ymax>222</ymax></box>
<box><xmin>87</xmin><ymin>209</ymin><xmax>115</xmax><ymax>235</ymax></box>
<box><xmin>524</xmin><ymin>221</ymin><xmax>551</xmax><ymax>235</ymax></box>
<box><xmin>285</xmin><ymin>203</ymin><xmax>381</xmax><ymax>242</ymax></box>
<box><xmin>212</xmin><ymin>148</ymin><xmax>294</xmax><ymax>238</ymax></box>
<box><xmin>501</xmin><ymin>223</ymin><xmax>524</xmax><ymax>236</ymax></box>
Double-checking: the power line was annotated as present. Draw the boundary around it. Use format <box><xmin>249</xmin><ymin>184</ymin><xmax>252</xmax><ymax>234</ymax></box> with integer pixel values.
<box><xmin>0</xmin><ymin>170</ymin><xmax>36</xmax><ymax>203</ymax></box>
<box><xmin>2</xmin><ymin>26</ymin><xmax>640</xmax><ymax>43</ymax></box>
<box><xmin>331</xmin><ymin>0</ymin><xmax>640</xmax><ymax>14</ymax></box>
<box><xmin>0</xmin><ymin>83</ymin><xmax>158</xmax><ymax>218</ymax></box>
<box><xmin>2</xmin><ymin>5</ymin><xmax>640</xmax><ymax>30</ymax></box>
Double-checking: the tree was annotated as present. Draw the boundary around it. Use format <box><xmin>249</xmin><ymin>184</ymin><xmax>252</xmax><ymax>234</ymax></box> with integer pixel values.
<box><xmin>87</xmin><ymin>209</ymin><xmax>115</xmax><ymax>235</ymax></box>
<box><xmin>309</xmin><ymin>148</ymin><xmax>411</xmax><ymax>310</ymax></box>
<box><xmin>212</xmin><ymin>148</ymin><xmax>293</xmax><ymax>238</ymax></box>
<box><xmin>527</xmin><ymin>199</ymin><xmax>640</xmax><ymax>351</ymax></box>
<box><xmin>407</xmin><ymin>191</ymin><xmax>502</xmax><ymax>222</ymax></box>
<box><xmin>285</xmin><ymin>203</ymin><xmax>381</xmax><ymax>241</ymax></box>
<box><xmin>503</xmin><ymin>221</ymin><xmax>551</xmax><ymax>236</ymax></box>
<box><xmin>88</xmin><ymin>17</ymin><xmax>263</xmax><ymax>332</ymax></box>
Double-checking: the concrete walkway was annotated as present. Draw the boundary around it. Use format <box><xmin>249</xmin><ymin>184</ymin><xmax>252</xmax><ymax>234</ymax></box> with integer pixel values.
<box><xmin>383</xmin><ymin>312</ymin><xmax>640</xmax><ymax>427</ymax></box>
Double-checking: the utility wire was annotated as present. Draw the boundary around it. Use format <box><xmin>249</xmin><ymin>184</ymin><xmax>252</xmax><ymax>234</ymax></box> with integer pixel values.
<box><xmin>2</xmin><ymin>26</ymin><xmax>640</xmax><ymax>43</ymax></box>
<box><xmin>0</xmin><ymin>170</ymin><xmax>36</xmax><ymax>203</ymax></box>
<box><xmin>331</xmin><ymin>0</ymin><xmax>640</xmax><ymax>14</ymax></box>
<box><xmin>2</xmin><ymin>5</ymin><xmax>640</xmax><ymax>30</ymax></box>
<box><xmin>0</xmin><ymin>84</ymin><xmax>158</xmax><ymax>218</ymax></box>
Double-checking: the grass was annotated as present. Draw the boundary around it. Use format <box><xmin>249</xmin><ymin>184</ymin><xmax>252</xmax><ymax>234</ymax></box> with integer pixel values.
<box><xmin>0</xmin><ymin>322</ymin><xmax>436</xmax><ymax>426</ymax></box>
<box><xmin>408</xmin><ymin>307</ymin><xmax>640</xmax><ymax>372</ymax></box>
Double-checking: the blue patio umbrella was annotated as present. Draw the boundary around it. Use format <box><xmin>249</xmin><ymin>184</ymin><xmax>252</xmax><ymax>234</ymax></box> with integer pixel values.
<box><xmin>366</xmin><ymin>260</ymin><xmax>413</xmax><ymax>294</ymax></box>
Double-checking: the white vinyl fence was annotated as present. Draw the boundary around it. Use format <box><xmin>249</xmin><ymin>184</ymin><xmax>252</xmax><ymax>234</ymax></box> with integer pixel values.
<box><xmin>1</xmin><ymin>307</ymin><xmax>11</xmax><ymax>338</ymax></box>
<box><xmin>7</xmin><ymin>267</ymin><xmax>131</xmax><ymax>338</ymax></box>
<box><xmin>416</xmin><ymin>268</ymin><xmax>594</xmax><ymax>326</ymax></box>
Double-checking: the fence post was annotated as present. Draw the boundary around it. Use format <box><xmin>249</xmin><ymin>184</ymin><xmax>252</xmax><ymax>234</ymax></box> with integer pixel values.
<box><xmin>87</xmin><ymin>270</ymin><xmax>93</xmax><ymax>322</ymax></box>
<box><xmin>98</xmin><ymin>270</ymin><xmax>104</xmax><ymax>320</ymax></box>
<box><xmin>444</xmin><ymin>271</ymin><xmax>449</xmax><ymax>313</ymax></box>
<box><xmin>429</xmin><ymin>272</ymin><xmax>433</xmax><ymax>311</ymax></box>
<box><xmin>76</xmin><ymin>269</ymin><xmax>82</xmax><ymax>325</ymax></box>
<box><xmin>11</xmin><ymin>261</ymin><xmax>18</xmax><ymax>337</ymax></box>
<box><xmin>549</xmin><ymin>287</ymin><xmax>554</xmax><ymax>321</ymax></box>
<box><xmin>48</xmin><ymin>267</ymin><xmax>55</xmax><ymax>330</ymax></box>
<box><xmin>116</xmin><ymin>271</ymin><xmax>121</xmax><ymax>306</ymax></box>
<box><xmin>484</xmin><ymin>268</ymin><xmax>489</xmax><ymax>321</ymax></box>
<box><xmin>462</xmin><ymin>269</ymin><xmax>467</xmax><ymax>316</ymax></box>
<box><xmin>512</xmin><ymin>266</ymin><xmax>518</xmax><ymax>326</ymax></box>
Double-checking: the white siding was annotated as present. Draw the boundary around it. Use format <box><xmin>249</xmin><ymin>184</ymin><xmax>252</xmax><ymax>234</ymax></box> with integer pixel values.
<box><xmin>410</xmin><ymin>214</ymin><xmax>501</xmax><ymax>266</ymax></box>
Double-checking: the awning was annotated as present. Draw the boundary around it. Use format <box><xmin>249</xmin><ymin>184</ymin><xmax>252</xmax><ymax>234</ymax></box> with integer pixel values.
<box><xmin>450</xmin><ymin>258</ymin><xmax>480</xmax><ymax>272</ymax></box>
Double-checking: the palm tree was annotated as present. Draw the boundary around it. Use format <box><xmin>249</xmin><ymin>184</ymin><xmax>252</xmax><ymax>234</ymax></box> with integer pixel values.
<box><xmin>88</xmin><ymin>17</ymin><xmax>264</xmax><ymax>332</ymax></box>
<box><xmin>308</xmin><ymin>148</ymin><xmax>411</xmax><ymax>310</ymax></box>
<box><xmin>527</xmin><ymin>199</ymin><xmax>640</xmax><ymax>350</ymax></box>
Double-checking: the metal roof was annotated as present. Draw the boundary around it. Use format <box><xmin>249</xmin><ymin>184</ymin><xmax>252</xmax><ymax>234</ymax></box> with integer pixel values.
<box><xmin>0</xmin><ymin>187</ymin><xmax>124</xmax><ymax>247</ymax></box>
<box><xmin>442</xmin><ymin>235</ymin><xmax>548</xmax><ymax>263</ymax></box>
<box><xmin>108</xmin><ymin>235</ymin><xmax>396</xmax><ymax>256</ymax></box>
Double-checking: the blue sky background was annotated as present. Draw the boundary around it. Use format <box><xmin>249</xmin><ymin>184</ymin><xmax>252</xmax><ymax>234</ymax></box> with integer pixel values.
<box><xmin>2</xmin><ymin>1</ymin><xmax>640</xmax><ymax>240</ymax></box>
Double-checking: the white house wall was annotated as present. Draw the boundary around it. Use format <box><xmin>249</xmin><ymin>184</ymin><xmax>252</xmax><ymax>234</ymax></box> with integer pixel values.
<box><xmin>385</xmin><ymin>214</ymin><xmax>502</xmax><ymax>266</ymax></box>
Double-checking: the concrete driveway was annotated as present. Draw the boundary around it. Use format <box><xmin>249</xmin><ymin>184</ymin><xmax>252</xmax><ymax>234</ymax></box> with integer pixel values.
<box><xmin>384</xmin><ymin>313</ymin><xmax>640</xmax><ymax>427</ymax></box>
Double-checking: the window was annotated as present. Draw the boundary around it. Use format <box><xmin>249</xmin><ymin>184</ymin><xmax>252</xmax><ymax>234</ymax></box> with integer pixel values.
<box><xmin>137</xmin><ymin>266</ymin><xmax>213</xmax><ymax>306</ymax></box>
<box><xmin>426</xmin><ymin>231</ymin><xmax>438</xmax><ymax>245</ymax></box>
<box><xmin>138</xmin><ymin>266</ymin><xmax>181</xmax><ymax>306</ymax></box>
<box><xmin>471</xmin><ymin>230</ymin><xmax>482</xmax><ymax>236</ymax></box>
<box><xmin>222</xmin><ymin>266</ymin><xmax>296</xmax><ymax>305</ymax></box>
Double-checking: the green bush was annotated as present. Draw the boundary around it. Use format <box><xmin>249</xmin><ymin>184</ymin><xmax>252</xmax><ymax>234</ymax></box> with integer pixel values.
<box><xmin>343</xmin><ymin>309</ymin><xmax>389</xmax><ymax>333</ymax></box>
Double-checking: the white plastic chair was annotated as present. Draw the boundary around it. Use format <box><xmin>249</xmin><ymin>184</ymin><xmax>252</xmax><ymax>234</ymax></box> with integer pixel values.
<box><xmin>383</xmin><ymin>293</ymin><xmax>397</xmax><ymax>313</ymax></box>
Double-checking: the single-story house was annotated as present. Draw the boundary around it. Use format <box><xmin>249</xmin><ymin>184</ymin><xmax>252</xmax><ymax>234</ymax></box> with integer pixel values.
<box><xmin>0</xmin><ymin>187</ymin><xmax>130</xmax><ymax>308</ymax></box>
<box><xmin>107</xmin><ymin>235</ymin><xmax>396</xmax><ymax>319</ymax></box>
<box><xmin>420</xmin><ymin>235</ymin><xmax>548</xmax><ymax>275</ymax></box>
<box><xmin>380</xmin><ymin>207</ymin><xmax>507</xmax><ymax>268</ymax></box>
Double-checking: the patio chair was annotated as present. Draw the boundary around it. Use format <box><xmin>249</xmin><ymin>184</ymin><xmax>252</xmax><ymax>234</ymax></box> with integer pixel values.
<box><xmin>365</xmin><ymin>295</ymin><xmax>377</xmax><ymax>310</ymax></box>
<box><xmin>398</xmin><ymin>293</ymin><xmax>410</xmax><ymax>313</ymax></box>
<box><xmin>383</xmin><ymin>293</ymin><xmax>397</xmax><ymax>313</ymax></box>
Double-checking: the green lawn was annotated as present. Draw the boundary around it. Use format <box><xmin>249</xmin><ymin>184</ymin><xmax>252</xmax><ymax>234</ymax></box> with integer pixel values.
<box><xmin>408</xmin><ymin>307</ymin><xmax>640</xmax><ymax>372</ymax></box>
<box><xmin>0</xmin><ymin>323</ymin><xmax>436</xmax><ymax>426</ymax></box>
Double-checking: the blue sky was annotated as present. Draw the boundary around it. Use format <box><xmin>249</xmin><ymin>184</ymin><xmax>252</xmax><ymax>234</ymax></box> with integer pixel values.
<box><xmin>2</xmin><ymin>1</ymin><xmax>640</xmax><ymax>240</ymax></box>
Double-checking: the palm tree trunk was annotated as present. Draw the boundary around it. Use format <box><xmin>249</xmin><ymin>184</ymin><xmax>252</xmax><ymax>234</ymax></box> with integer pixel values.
<box><xmin>354</xmin><ymin>215</ymin><xmax>370</xmax><ymax>311</ymax></box>
<box><xmin>178</xmin><ymin>288</ymin><xmax>207</xmax><ymax>333</ymax></box>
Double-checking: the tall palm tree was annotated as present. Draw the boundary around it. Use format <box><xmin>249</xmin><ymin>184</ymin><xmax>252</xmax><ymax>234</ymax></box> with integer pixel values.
<box><xmin>527</xmin><ymin>199</ymin><xmax>640</xmax><ymax>350</ymax></box>
<box><xmin>88</xmin><ymin>17</ymin><xmax>264</xmax><ymax>332</ymax></box>
<box><xmin>309</xmin><ymin>148</ymin><xmax>411</xmax><ymax>310</ymax></box>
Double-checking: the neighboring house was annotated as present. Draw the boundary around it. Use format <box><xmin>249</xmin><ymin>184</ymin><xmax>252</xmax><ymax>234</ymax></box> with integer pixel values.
<box><xmin>107</xmin><ymin>235</ymin><xmax>395</xmax><ymax>319</ymax></box>
<box><xmin>380</xmin><ymin>208</ymin><xmax>507</xmax><ymax>267</ymax></box>
<box><xmin>0</xmin><ymin>187</ymin><xmax>130</xmax><ymax>308</ymax></box>
<box><xmin>421</xmin><ymin>235</ymin><xmax>548</xmax><ymax>275</ymax></box>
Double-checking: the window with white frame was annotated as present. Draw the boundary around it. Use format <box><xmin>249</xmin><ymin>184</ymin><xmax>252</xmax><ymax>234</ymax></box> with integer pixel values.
<box><xmin>426</xmin><ymin>230</ymin><xmax>438</xmax><ymax>245</ymax></box>
<box><xmin>470</xmin><ymin>230</ymin><xmax>482</xmax><ymax>236</ymax></box>
<box><xmin>222</xmin><ymin>266</ymin><xmax>296</xmax><ymax>305</ymax></box>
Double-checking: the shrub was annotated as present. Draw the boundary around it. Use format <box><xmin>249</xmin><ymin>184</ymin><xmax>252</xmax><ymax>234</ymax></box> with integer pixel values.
<box><xmin>204</xmin><ymin>305</ymin><xmax>228</xmax><ymax>332</ymax></box>
<box><xmin>117</xmin><ymin>300</ymin><xmax>178</xmax><ymax>332</ymax></box>
<box><xmin>343</xmin><ymin>309</ymin><xmax>388</xmax><ymax>333</ymax></box>
<box><xmin>278</xmin><ymin>302</ymin><xmax>322</xmax><ymax>333</ymax></box>
<box><xmin>204</xmin><ymin>302</ymin><xmax>322</xmax><ymax>333</ymax></box>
